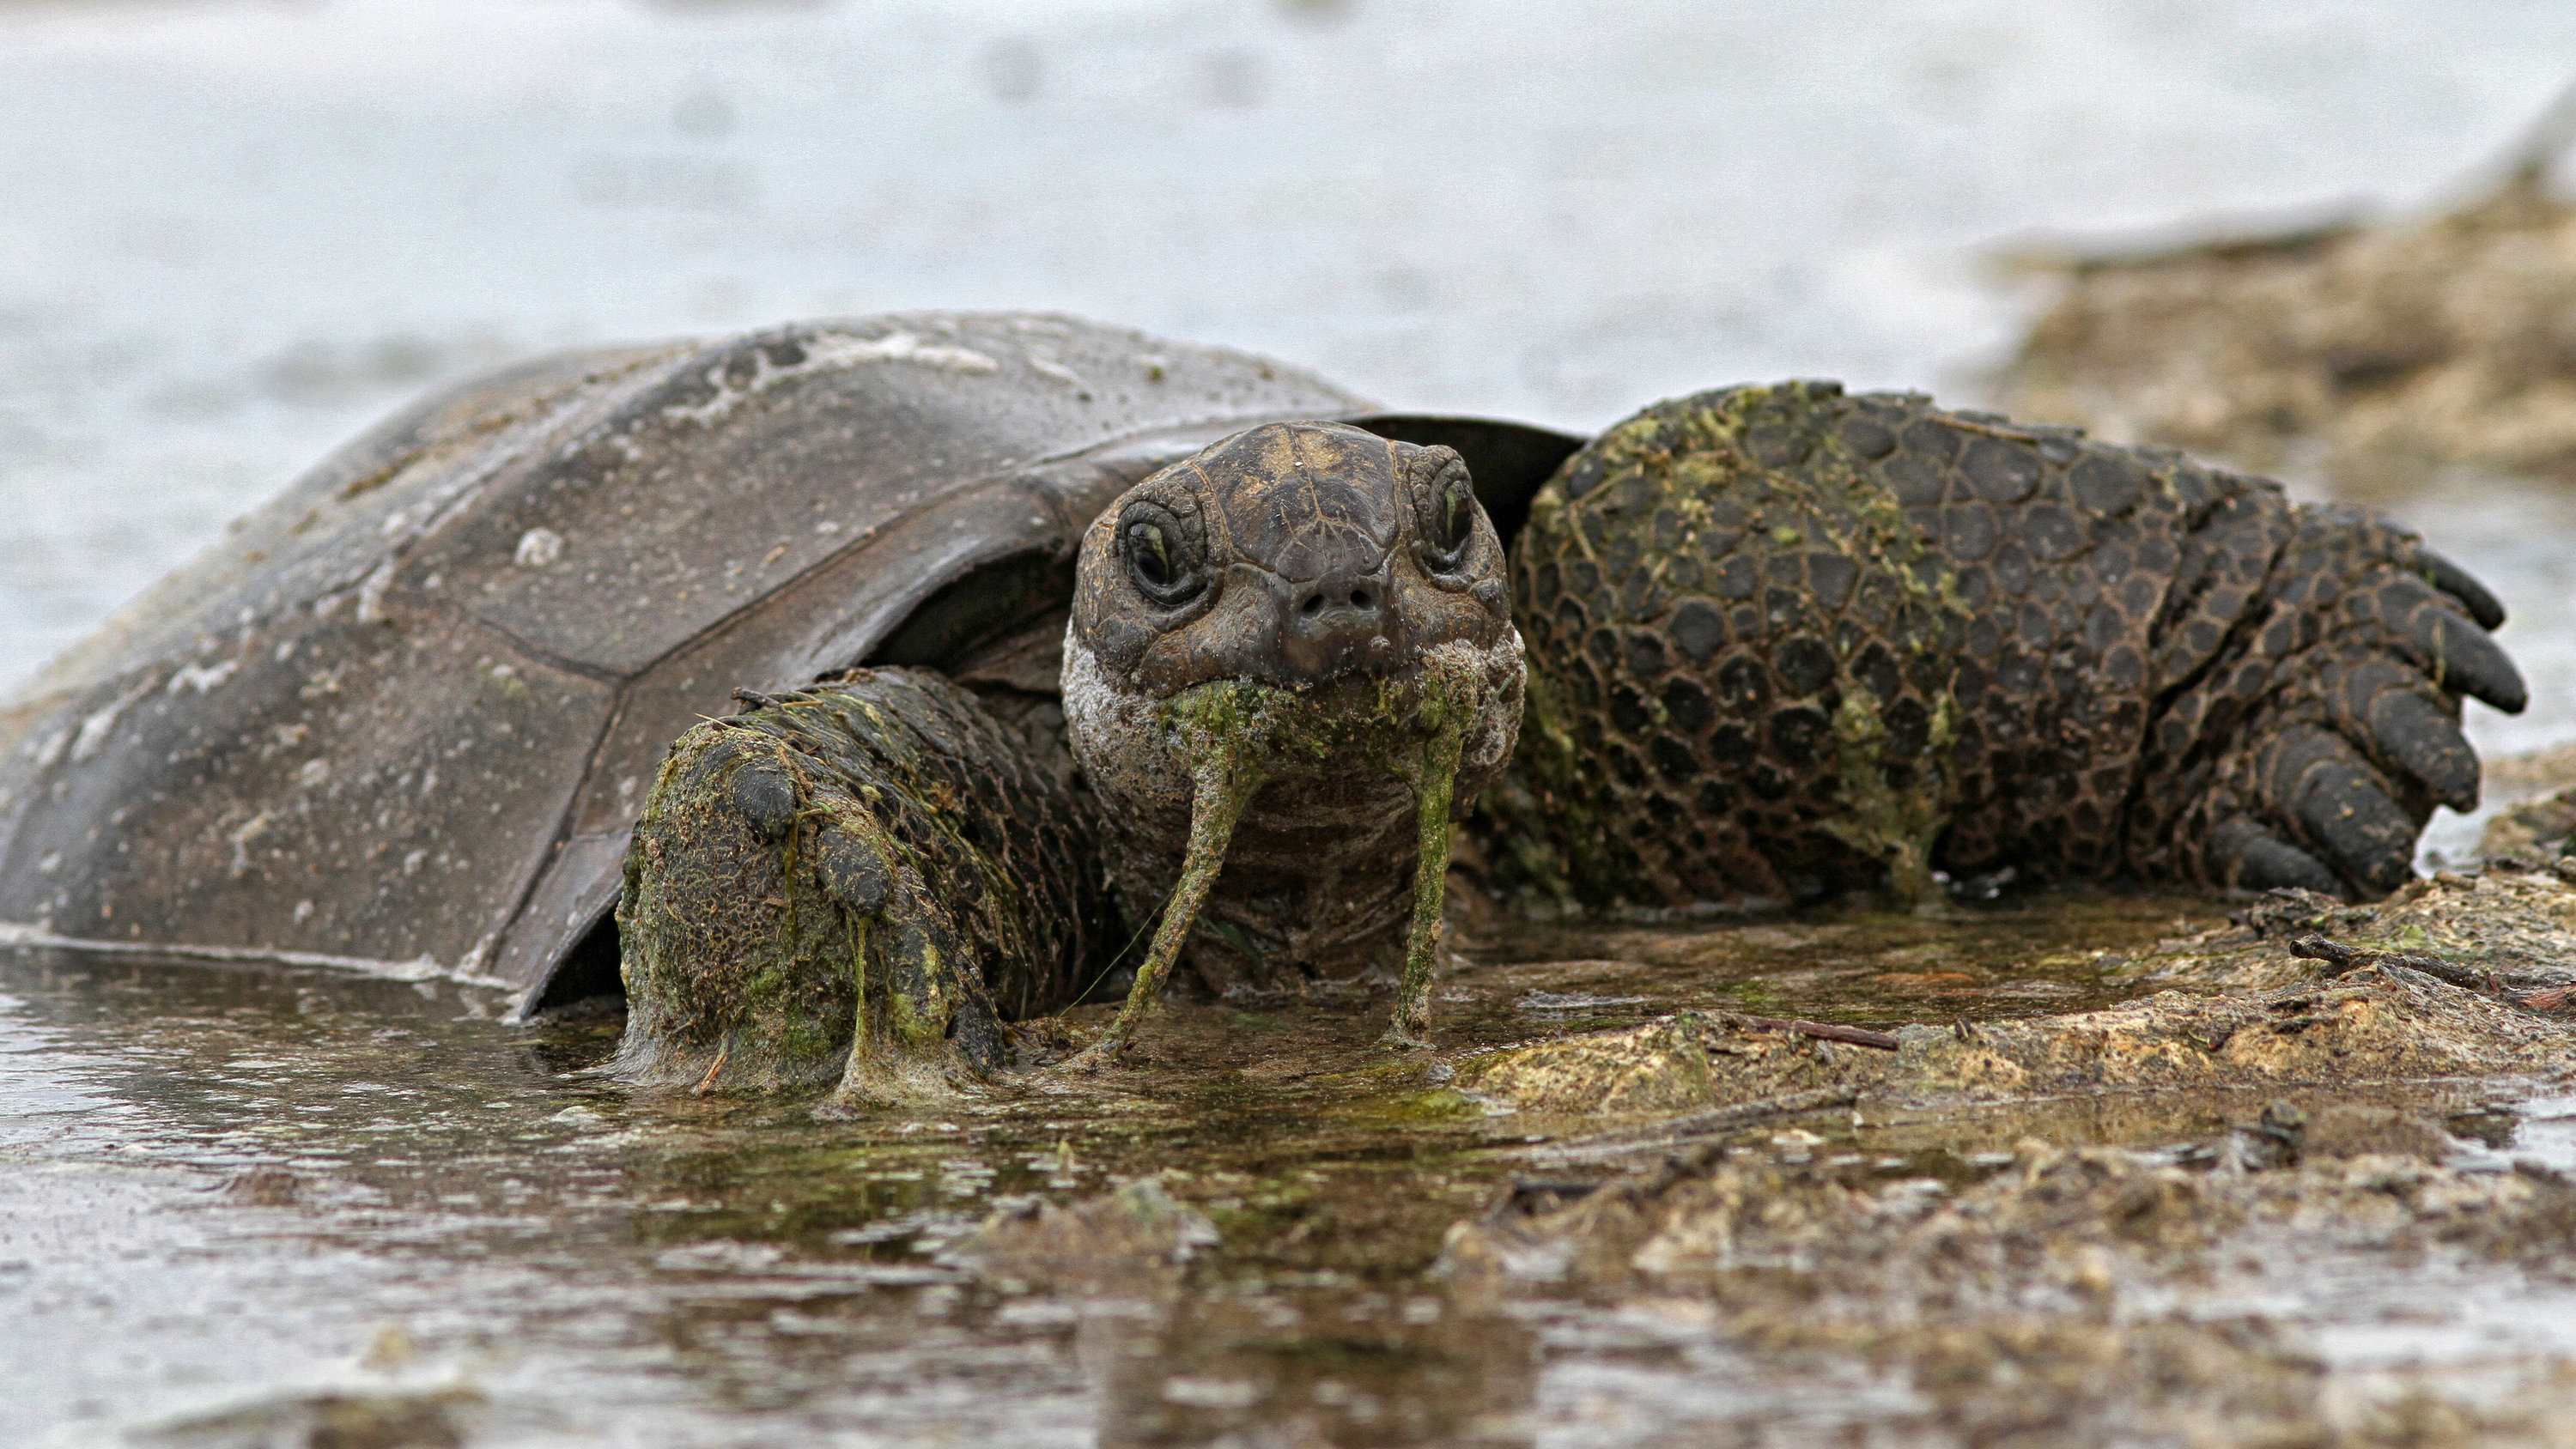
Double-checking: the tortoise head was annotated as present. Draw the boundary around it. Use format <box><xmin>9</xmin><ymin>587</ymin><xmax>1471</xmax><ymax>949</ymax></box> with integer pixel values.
<box><xmin>1062</xmin><ymin>420</ymin><xmax>1528</xmax><ymax>1019</ymax></box>
<box><xmin>1062</xmin><ymin>419</ymin><xmax>1527</xmax><ymax>1024</ymax></box>
<box><xmin>1069</xmin><ymin>421</ymin><xmax>1513</xmax><ymax>696</ymax></box>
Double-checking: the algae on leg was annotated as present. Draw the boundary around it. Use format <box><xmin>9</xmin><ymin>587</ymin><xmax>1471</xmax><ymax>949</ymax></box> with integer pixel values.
<box><xmin>616</xmin><ymin>670</ymin><xmax>1111</xmax><ymax>1103</ymax></box>
<box><xmin>810</xmin><ymin>917</ymin><xmax>878</xmax><ymax>1116</ymax></box>
<box><xmin>1824</xmin><ymin>689</ymin><xmax>1956</xmax><ymax>911</ymax></box>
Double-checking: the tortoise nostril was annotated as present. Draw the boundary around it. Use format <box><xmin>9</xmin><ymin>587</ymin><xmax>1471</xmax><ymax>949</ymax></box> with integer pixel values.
<box><xmin>1284</xmin><ymin>567</ymin><xmax>1394</xmax><ymax>661</ymax></box>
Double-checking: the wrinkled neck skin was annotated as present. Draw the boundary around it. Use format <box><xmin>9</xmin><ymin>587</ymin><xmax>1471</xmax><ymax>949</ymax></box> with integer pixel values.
<box><xmin>1063</xmin><ymin>629</ymin><xmax>1524</xmax><ymax>994</ymax></box>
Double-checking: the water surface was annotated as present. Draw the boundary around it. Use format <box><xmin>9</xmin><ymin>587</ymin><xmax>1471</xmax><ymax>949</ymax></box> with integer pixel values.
<box><xmin>13</xmin><ymin>891</ymin><xmax>2576</xmax><ymax>1445</ymax></box>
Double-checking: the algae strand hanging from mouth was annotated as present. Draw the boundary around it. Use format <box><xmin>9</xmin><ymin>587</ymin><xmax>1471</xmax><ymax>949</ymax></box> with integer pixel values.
<box><xmin>1072</xmin><ymin>735</ymin><xmax>1261</xmax><ymax>1068</ymax></box>
<box><xmin>1382</xmin><ymin>718</ymin><xmax>1465</xmax><ymax>1048</ymax></box>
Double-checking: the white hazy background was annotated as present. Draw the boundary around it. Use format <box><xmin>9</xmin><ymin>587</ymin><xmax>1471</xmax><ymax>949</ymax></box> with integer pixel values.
<box><xmin>4</xmin><ymin>0</ymin><xmax>2574</xmax><ymax>769</ymax></box>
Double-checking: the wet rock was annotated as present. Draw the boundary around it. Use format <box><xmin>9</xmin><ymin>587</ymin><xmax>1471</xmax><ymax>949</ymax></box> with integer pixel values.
<box><xmin>2229</xmin><ymin>885</ymin><xmax>2374</xmax><ymax>940</ymax></box>
<box><xmin>1454</xmin><ymin>870</ymin><xmax>2576</xmax><ymax>1132</ymax></box>
<box><xmin>2299</xmin><ymin>1102</ymin><xmax>2458</xmax><ymax>1161</ymax></box>
<box><xmin>1441</xmin><ymin>1134</ymin><xmax>2576</xmax><ymax>1446</ymax></box>
<box><xmin>2491</xmin><ymin>739</ymin><xmax>2576</xmax><ymax>802</ymax></box>
<box><xmin>125</xmin><ymin>1386</ymin><xmax>484</xmax><ymax>1449</ymax></box>
<box><xmin>222</xmin><ymin>1168</ymin><xmax>303</xmax><ymax>1207</ymax></box>
<box><xmin>1417</xmin><ymin>862</ymin><xmax>2576</xmax><ymax>1440</ymax></box>
<box><xmin>2487</xmin><ymin>785</ymin><xmax>2576</xmax><ymax>862</ymax></box>
<box><xmin>1450</xmin><ymin>1012</ymin><xmax>1870</xmax><ymax>1118</ymax></box>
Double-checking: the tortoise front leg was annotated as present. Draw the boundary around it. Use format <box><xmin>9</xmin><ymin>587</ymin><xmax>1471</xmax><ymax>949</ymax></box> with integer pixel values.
<box><xmin>1486</xmin><ymin>381</ymin><xmax>2524</xmax><ymax>909</ymax></box>
<box><xmin>614</xmin><ymin>670</ymin><xmax>1112</xmax><ymax>1110</ymax></box>
<box><xmin>2130</xmin><ymin>505</ymin><xmax>2523</xmax><ymax>894</ymax></box>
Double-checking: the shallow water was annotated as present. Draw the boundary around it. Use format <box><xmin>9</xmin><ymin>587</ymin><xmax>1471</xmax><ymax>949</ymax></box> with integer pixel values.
<box><xmin>10</xmin><ymin>890</ymin><xmax>2576</xmax><ymax>1446</ymax></box>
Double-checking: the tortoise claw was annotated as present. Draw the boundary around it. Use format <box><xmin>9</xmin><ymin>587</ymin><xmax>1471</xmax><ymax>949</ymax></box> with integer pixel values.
<box><xmin>815</xmin><ymin>828</ymin><xmax>893</xmax><ymax>913</ymax></box>
<box><xmin>2366</xmin><ymin>688</ymin><xmax>2479</xmax><ymax>812</ymax></box>
<box><xmin>2415</xmin><ymin>545</ymin><xmax>2506</xmax><ymax>630</ymax></box>
<box><xmin>2265</xmin><ymin>727</ymin><xmax>2417</xmax><ymax>895</ymax></box>
<box><xmin>2210</xmin><ymin>817</ymin><xmax>2342</xmax><ymax>894</ymax></box>
<box><xmin>726</xmin><ymin>756</ymin><xmax>801</xmax><ymax>842</ymax></box>
<box><xmin>2384</xmin><ymin>574</ymin><xmax>2527</xmax><ymax>712</ymax></box>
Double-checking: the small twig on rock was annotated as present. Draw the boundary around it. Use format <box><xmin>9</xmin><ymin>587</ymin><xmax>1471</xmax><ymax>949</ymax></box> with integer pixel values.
<box><xmin>2520</xmin><ymin>985</ymin><xmax>2576</xmax><ymax>1014</ymax></box>
<box><xmin>692</xmin><ymin>1040</ymin><xmax>732</xmax><ymax>1096</ymax></box>
<box><xmin>732</xmin><ymin>687</ymin><xmax>785</xmax><ymax>713</ymax></box>
<box><xmin>2289</xmin><ymin>934</ymin><xmax>2503</xmax><ymax>994</ymax></box>
<box><xmin>1716</xmin><ymin>1011</ymin><xmax>1900</xmax><ymax>1052</ymax></box>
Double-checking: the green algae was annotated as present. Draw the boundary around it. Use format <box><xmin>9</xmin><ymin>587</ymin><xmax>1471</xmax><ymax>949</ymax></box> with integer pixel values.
<box><xmin>617</xmin><ymin>672</ymin><xmax>1108</xmax><ymax>1104</ymax></box>
<box><xmin>1473</xmin><ymin>665</ymin><xmax>1619</xmax><ymax>913</ymax></box>
<box><xmin>617</xmin><ymin>726</ymin><xmax>867</xmax><ymax>1093</ymax></box>
<box><xmin>1077</xmin><ymin>738</ymin><xmax>1261</xmax><ymax>1068</ymax></box>
<box><xmin>1825</xmin><ymin>688</ymin><xmax>1956</xmax><ymax>908</ymax></box>
<box><xmin>1385</xmin><ymin>718</ymin><xmax>1466</xmax><ymax>1048</ymax></box>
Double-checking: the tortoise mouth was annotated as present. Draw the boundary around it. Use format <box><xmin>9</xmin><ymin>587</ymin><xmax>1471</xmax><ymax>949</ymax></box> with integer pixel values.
<box><xmin>1127</xmin><ymin>640</ymin><xmax>1447</xmax><ymax>710</ymax></box>
<box><xmin>1148</xmin><ymin>641</ymin><xmax>1513</xmax><ymax>783</ymax></box>
<box><xmin>1235</xmin><ymin>651</ymin><xmax>1438</xmax><ymax>707</ymax></box>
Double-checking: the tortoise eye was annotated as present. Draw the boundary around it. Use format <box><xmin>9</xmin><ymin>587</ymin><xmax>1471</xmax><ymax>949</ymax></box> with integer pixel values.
<box><xmin>1120</xmin><ymin>504</ymin><xmax>1205</xmax><ymax>608</ymax></box>
<box><xmin>1411</xmin><ymin>448</ymin><xmax>1479</xmax><ymax>573</ymax></box>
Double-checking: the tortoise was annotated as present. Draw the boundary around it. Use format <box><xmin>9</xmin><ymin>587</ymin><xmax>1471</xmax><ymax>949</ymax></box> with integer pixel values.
<box><xmin>0</xmin><ymin>312</ymin><xmax>2524</xmax><ymax>1102</ymax></box>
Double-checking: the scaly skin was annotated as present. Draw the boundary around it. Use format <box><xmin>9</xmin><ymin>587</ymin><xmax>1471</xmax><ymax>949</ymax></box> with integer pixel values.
<box><xmin>619</xmin><ymin>421</ymin><xmax>1524</xmax><ymax>1089</ymax></box>
<box><xmin>615</xmin><ymin>670</ymin><xmax>1111</xmax><ymax>1103</ymax></box>
<box><xmin>1481</xmin><ymin>382</ymin><xmax>2524</xmax><ymax>909</ymax></box>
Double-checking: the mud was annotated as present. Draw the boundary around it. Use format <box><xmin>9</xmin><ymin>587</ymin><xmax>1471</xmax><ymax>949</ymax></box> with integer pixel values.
<box><xmin>1442</xmin><ymin>1135</ymin><xmax>2576</xmax><ymax>1448</ymax></box>
<box><xmin>1419</xmin><ymin>870</ymin><xmax>2576</xmax><ymax>1447</ymax></box>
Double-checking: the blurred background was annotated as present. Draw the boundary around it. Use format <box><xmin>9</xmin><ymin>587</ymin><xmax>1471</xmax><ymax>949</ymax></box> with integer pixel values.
<box><xmin>6</xmin><ymin>0</ymin><xmax>2575</xmax><ymax>790</ymax></box>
